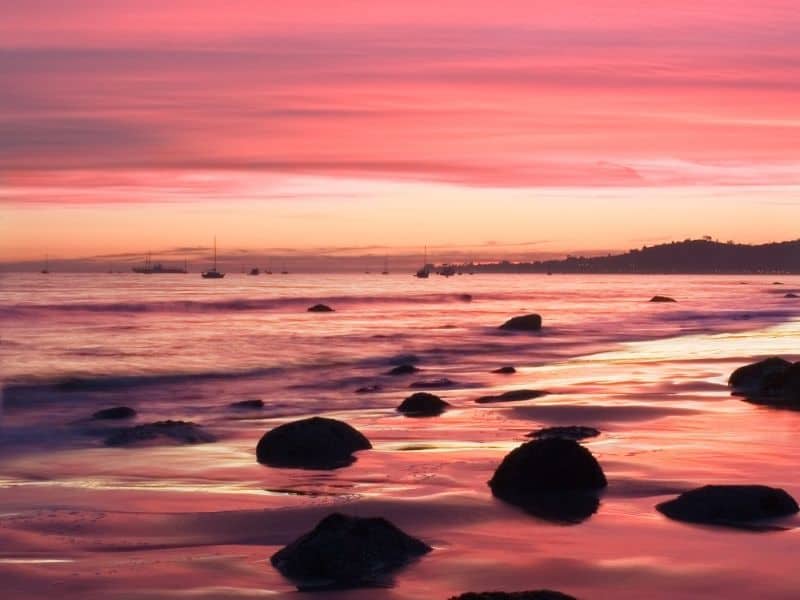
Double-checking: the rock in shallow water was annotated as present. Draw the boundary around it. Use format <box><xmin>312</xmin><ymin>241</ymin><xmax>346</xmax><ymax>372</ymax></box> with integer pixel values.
<box><xmin>397</xmin><ymin>392</ymin><xmax>450</xmax><ymax>417</ymax></box>
<box><xmin>92</xmin><ymin>406</ymin><xmax>136</xmax><ymax>420</ymax></box>
<box><xmin>489</xmin><ymin>438</ymin><xmax>607</xmax><ymax>522</ymax></box>
<box><xmin>729</xmin><ymin>357</ymin><xmax>800</xmax><ymax>407</ymax></box>
<box><xmin>307</xmin><ymin>303</ymin><xmax>334</xmax><ymax>312</ymax></box>
<box><xmin>492</xmin><ymin>366</ymin><xmax>517</xmax><ymax>374</ymax></box>
<box><xmin>104</xmin><ymin>420</ymin><xmax>215</xmax><ymax>446</ymax></box>
<box><xmin>449</xmin><ymin>592</ymin><xmax>577</xmax><ymax>600</ymax></box>
<box><xmin>476</xmin><ymin>389</ymin><xmax>548</xmax><ymax>404</ymax></box>
<box><xmin>499</xmin><ymin>314</ymin><xmax>542</xmax><ymax>331</ymax></box>
<box><xmin>527</xmin><ymin>425</ymin><xmax>600</xmax><ymax>441</ymax></box>
<box><xmin>229</xmin><ymin>399</ymin><xmax>264</xmax><ymax>410</ymax></box>
<box><xmin>649</xmin><ymin>295</ymin><xmax>677</xmax><ymax>303</ymax></box>
<box><xmin>656</xmin><ymin>485</ymin><xmax>799</xmax><ymax>528</ymax></box>
<box><xmin>256</xmin><ymin>416</ymin><xmax>371</xmax><ymax>469</ymax></box>
<box><xmin>271</xmin><ymin>513</ymin><xmax>431</xmax><ymax>589</ymax></box>
<box><xmin>386</xmin><ymin>363</ymin><xmax>420</xmax><ymax>376</ymax></box>
<box><xmin>409</xmin><ymin>377</ymin><xmax>456</xmax><ymax>389</ymax></box>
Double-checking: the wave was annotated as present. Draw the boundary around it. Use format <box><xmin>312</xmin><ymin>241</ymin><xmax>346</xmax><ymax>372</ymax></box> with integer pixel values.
<box><xmin>1</xmin><ymin>292</ymin><xmax>480</xmax><ymax>315</ymax></box>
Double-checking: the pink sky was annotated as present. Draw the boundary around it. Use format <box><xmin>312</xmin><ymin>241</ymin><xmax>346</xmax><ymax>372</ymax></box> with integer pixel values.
<box><xmin>1</xmin><ymin>1</ymin><xmax>799</xmax><ymax>261</ymax></box>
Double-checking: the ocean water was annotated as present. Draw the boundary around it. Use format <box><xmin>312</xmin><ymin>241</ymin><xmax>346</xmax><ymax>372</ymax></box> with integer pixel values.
<box><xmin>1</xmin><ymin>273</ymin><xmax>799</xmax><ymax>599</ymax></box>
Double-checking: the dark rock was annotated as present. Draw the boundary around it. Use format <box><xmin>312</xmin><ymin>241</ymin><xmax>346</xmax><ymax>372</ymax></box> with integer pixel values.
<box><xmin>270</xmin><ymin>513</ymin><xmax>431</xmax><ymax>589</ymax></box>
<box><xmin>785</xmin><ymin>293</ymin><xmax>799</xmax><ymax>299</ymax></box>
<box><xmin>92</xmin><ymin>406</ymin><xmax>136</xmax><ymax>420</ymax></box>
<box><xmin>657</xmin><ymin>485</ymin><xmax>799</xmax><ymax>528</ymax></box>
<box><xmin>459</xmin><ymin>293</ymin><xmax>473</xmax><ymax>302</ymax></box>
<box><xmin>104</xmin><ymin>420</ymin><xmax>215</xmax><ymax>447</ymax></box>
<box><xmin>649</xmin><ymin>295</ymin><xmax>676</xmax><ymax>303</ymax></box>
<box><xmin>397</xmin><ymin>392</ymin><xmax>450</xmax><ymax>417</ymax></box>
<box><xmin>387</xmin><ymin>363</ymin><xmax>420</xmax><ymax>376</ymax></box>
<box><xmin>499</xmin><ymin>314</ymin><xmax>542</xmax><ymax>331</ymax></box>
<box><xmin>355</xmin><ymin>384</ymin><xmax>383</xmax><ymax>394</ymax></box>
<box><xmin>256</xmin><ymin>416</ymin><xmax>371</xmax><ymax>469</ymax></box>
<box><xmin>728</xmin><ymin>357</ymin><xmax>800</xmax><ymax>406</ymax></box>
<box><xmin>729</xmin><ymin>357</ymin><xmax>791</xmax><ymax>392</ymax></box>
<box><xmin>308</xmin><ymin>303</ymin><xmax>334</xmax><ymax>312</ymax></box>
<box><xmin>229</xmin><ymin>399</ymin><xmax>264</xmax><ymax>410</ymax></box>
<box><xmin>476</xmin><ymin>389</ymin><xmax>548</xmax><ymax>404</ymax></box>
<box><xmin>489</xmin><ymin>438</ymin><xmax>607</xmax><ymax>522</ymax></box>
<box><xmin>773</xmin><ymin>281</ymin><xmax>784</xmax><ymax>285</ymax></box>
<box><xmin>450</xmin><ymin>592</ymin><xmax>577</xmax><ymax>600</ymax></box>
<box><xmin>492</xmin><ymin>366</ymin><xmax>516</xmax><ymax>374</ymax></box>
<box><xmin>409</xmin><ymin>378</ymin><xmax>456</xmax><ymax>389</ymax></box>
<box><xmin>528</xmin><ymin>426</ymin><xmax>600</xmax><ymax>441</ymax></box>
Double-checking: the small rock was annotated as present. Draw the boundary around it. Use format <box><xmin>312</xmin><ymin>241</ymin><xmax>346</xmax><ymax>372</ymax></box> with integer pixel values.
<box><xmin>271</xmin><ymin>513</ymin><xmax>431</xmax><ymax>589</ymax></box>
<box><xmin>785</xmin><ymin>293</ymin><xmax>799</xmax><ymax>299</ymax></box>
<box><xmin>499</xmin><ymin>314</ymin><xmax>542</xmax><ymax>331</ymax></box>
<box><xmin>409</xmin><ymin>378</ymin><xmax>456</xmax><ymax>389</ymax></box>
<box><xmin>657</xmin><ymin>485</ymin><xmax>799</xmax><ymax>528</ymax></box>
<box><xmin>397</xmin><ymin>392</ymin><xmax>450</xmax><ymax>417</ymax></box>
<box><xmin>229</xmin><ymin>399</ymin><xmax>264</xmax><ymax>410</ymax></box>
<box><xmin>256</xmin><ymin>416</ymin><xmax>371</xmax><ymax>469</ymax></box>
<box><xmin>459</xmin><ymin>293</ymin><xmax>473</xmax><ymax>302</ymax></box>
<box><xmin>492</xmin><ymin>366</ymin><xmax>516</xmax><ymax>374</ymax></box>
<box><xmin>649</xmin><ymin>295</ymin><xmax>676</xmax><ymax>303</ymax></box>
<box><xmin>528</xmin><ymin>426</ymin><xmax>600</xmax><ymax>441</ymax></box>
<box><xmin>308</xmin><ymin>304</ymin><xmax>334</xmax><ymax>312</ymax></box>
<box><xmin>104</xmin><ymin>420</ymin><xmax>215</xmax><ymax>447</ymax></box>
<box><xmin>92</xmin><ymin>406</ymin><xmax>136</xmax><ymax>420</ymax></box>
<box><xmin>387</xmin><ymin>364</ymin><xmax>420</xmax><ymax>376</ymax></box>
<box><xmin>476</xmin><ymin>389</ymin><xmax>547</xmax><ymax>404</ymax></box>
<box><xmin>355</xmin><ymin>384</ymin><xmax>383</xmax><ymax>394</ymax></box>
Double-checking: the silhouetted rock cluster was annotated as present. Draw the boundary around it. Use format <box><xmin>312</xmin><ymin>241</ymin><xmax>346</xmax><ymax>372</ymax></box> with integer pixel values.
<box><xmin>397</xmin><ymin>392</ymin><xmax>450</xmax><ymax>417</ymax></box>
<box><xmin>104</xmin><ymin>420</ymin><xmax>215</xmax><ymax>446</ymax></box>
<box><xmin>271</xmin><ymin>513</ymin><xmax>431</xmax><ymax>589</ymax></box>
<box><xmin>256</xmin><ymin>416</ymin><xmax>371</xmax><ymax>469</ymax></box>
<box><xmin>499</xmin><ymin>314</ymin><xmax>542</xmax><ymax>331</ymax></box>
<box><xmin>729</xmin><ymin>357</ymin><xmax>800</xmax><ymax>406</ymax></box>
<box><xmin>657</xmin><ymin>485</ymin><xmax>799</xmax><ymax>528</ymax></box>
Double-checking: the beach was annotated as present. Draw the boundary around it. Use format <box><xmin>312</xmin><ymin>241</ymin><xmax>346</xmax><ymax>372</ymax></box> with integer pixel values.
<box><xmin>1</xmin><ymin>273</ymin><xmax>799</xmax><ymax>599</ymax></box>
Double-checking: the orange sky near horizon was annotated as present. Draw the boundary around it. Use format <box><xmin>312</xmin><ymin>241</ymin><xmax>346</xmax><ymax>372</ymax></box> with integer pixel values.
<box><xmin>1</xmin><ymin>1</ymin><xmax>799</xmax><ymax>261</ymax></box>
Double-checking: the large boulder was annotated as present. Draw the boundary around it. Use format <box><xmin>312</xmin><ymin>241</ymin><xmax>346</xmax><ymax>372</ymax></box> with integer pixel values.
<box><xmin>92</xmin><ymin>406</ymin><xmax>136</xmax><ymax>420</ymax></box>
<box><xmin>728</xmin><ymin>357</ymin><xmax>800</xmax><ymax>406</ymax></box>
<box><xmin>527</xmin><ymin>426</ymin><xmax>600</xmax><ymax>441</ymax></box>
<box><xmin>308</xmin><ymin>304</ymin><xmax>334</xmax><ymax>312</ymax></box>
<box><xmin>499</xmin><ymin>314</ymin><xmax>542</xmax><ymax>332</ymax></box>
<box><xmin>397</xmin><ymin>392</ymin><xmax>450</xmax><ymax>417</ymax></box>
<box><xmin>450</xmin><ymin>592</ymin><xmax>576</xmax><ymax>600</ymax></box>
<box><xmin>271</xmin><ymin>513</ymin><xmax>431</xmax><ymax>589</ymax></box>
<box><xmin>657</xmin><ymin>485</ymin><xmax>799</xmax><ymax>528</ymax></box>
<box><xmin>649</xmin><ymin>295</ymin><xmax>676</xmax><ymax>303</ymax></box>
<box><xmin>256</xmin><ymin>416</ymin><xmax>371</xmax><ymax>469</ymax></box>
<box><xmin>476</xmin><ymin>389</ymin><xmax>547</xmax><ymax>404</ymax></box>
<box><xmin>489</xmin><ymin>438</ymin><xmax>607</xmax><ymax>522</ymax></box>
<box><xmin>104</xmin><ymin>420</ymin><xmax>215</xmax><ymax>446</ymax></box>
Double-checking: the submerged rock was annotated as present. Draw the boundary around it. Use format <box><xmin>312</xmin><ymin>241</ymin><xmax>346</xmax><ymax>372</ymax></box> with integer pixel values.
<box><xmin>492</xmin><ymin>366</ymin><xmax>517</xmax><ymax>374</ymax></box>
<box><xmin>386</xmin><ymin>363</ymin><xmax>420</xmax><ymax>376</ymax></box>
<box><xmin>409</xmin><ymin>377</ymin><xmax>456</xmax><ymax>389</ymax></box>
<box><xmin>256</xmin><ymin>416</ymin><xmax>371</xmax><ymax>469</ymax></box>
<box><xmin>271</xmin><ymin>513</ymin><xmax>431</xmax><ymax>589</ymax></box>
<box><xmin>528</xmin><ymin>426</ymin><xmax>600</xmax><ymax>441</ymax></box>
<box><xmin>489</xmin><ymin>438</ymin><xmax>607</xmax><ymax>522</ymax></box>
<box><xmin>397</xmin><ymin>392</ymin><xmax>450</xmax><ymax>417</ymax></box>
<box><xmin>785</xmin><ymin>293</ymin><xmax>799</xmax><ymax>299</ymax></box>
<box><xmin>104</xmin><ymin>420</ymin><xmax>215</xmax><ymax>447</ymax></box>
<box><xmin>729</xmin><ymin>357</ymin><xmax>800</xmax><ymax>406</ymax></box>
<box><xmin>657</xmin><ymin>485</ymin><xmax>799</xmax><ymax>528</ymax></box>
<box><xmin>649</xmin><ymin>295</ymin><xmax>677</xmax><ymax>303</ymax></box>
<box><xmin>476</xmin><ymin>389</ymin><xmax>548</xmax><ymax>404</ymax></box>
<box><xmin>92</xmin><ymin>406</ymin><xmax>136</xmax><ymax>420</ymax></box>
<box><xmin>499</xmin><ymin>314</ymin><xmax>542</xmax><ymax>331</ymax></box>
<box><xmin>229</xmin><ymin>399</ymin><xmax>264</xmax><ymax>410</ymax></box>
<box><xmin>307</xmin><ymin>303</ymin><xmax>334</xmax><ymax>312</ymax></box>
<box><xmin>459</xmin><ymin>293</ymin><xmax>473</xmax><ymax>302</ymax></box>
<box><xmin>450</xmin><ymin>592</ymin><xmax>577</xmax><ymax>600</ymax></box>
<box><xmin>355</xmin><ymin>384</ymin><xmax>383</xmax><ymax>394</ymax></box>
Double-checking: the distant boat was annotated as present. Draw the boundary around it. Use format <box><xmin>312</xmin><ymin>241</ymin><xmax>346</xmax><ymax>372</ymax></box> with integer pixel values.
<box><xmin>438</xmin><ymin>264</ymin><xmax>456</xmax><ymax>277</ymax></box>
<box><xmin>201</xmin><ymin>237</ymin><xmax>225</xmax><ymax>279</ymax></box>
<box><xmin>415</xmin><ymin>246</ymin><xmax>430</xmax><ymax>278</ymax></box>
<box><xmin>249</xmin><ymin>267</ymin><xmax>260</xmax><ymax>276</ymax></box>
<box><xmin>133</xmin><ymin>253</ymin><xmax>187</xmax><ymax>274</ymax></box>
<box><xmin>41</xmin><ymin>254</ymin><xmax>50</xmax><ymax>274</ymax></box>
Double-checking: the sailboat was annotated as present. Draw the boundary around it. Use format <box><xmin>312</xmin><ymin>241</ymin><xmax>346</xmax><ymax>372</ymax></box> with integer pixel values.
<box><xmin>201</xmin><ymin>237</ymin><xmax>225</xmax><ymax>279</ymax></box>
<box><xmin>415</xmin><ymin>246</ymin><xmax>430</xmax><ymax>278</ymax></box>
<box><xmin>41</xmin><ymin>254</ymin><xmax>50</xmax><ymax>274</ymax></box>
